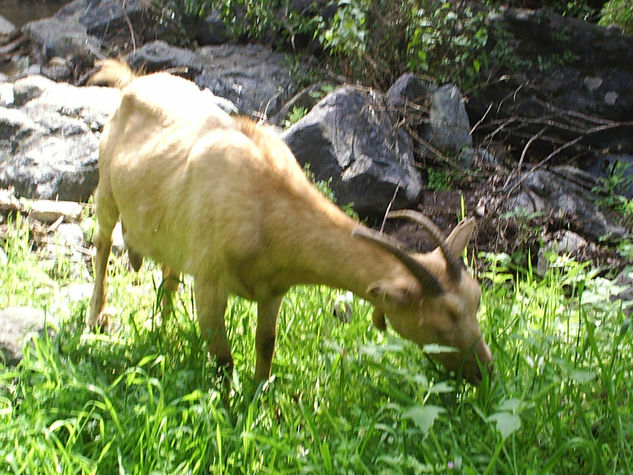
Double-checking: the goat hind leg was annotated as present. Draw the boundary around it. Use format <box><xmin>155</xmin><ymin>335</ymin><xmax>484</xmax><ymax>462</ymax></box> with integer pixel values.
<box><xmin>160</xmin><ymin>265</ymin><xmax>180</xmax><ymax>320</ymax></box>
<box><xmin>195</xmin><ymin>280</ymin><xmax>233</xmax><ymax>376</ymax></box>
<box><xmin>254</xmin><ymin>296</ymin><xmax>282</xmax><ymax>381</ymax></box>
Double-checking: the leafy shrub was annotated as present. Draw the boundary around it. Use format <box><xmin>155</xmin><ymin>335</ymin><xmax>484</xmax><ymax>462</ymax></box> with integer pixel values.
<box><xmin>319</xmin><ymin>0</ymin><xmax>490</xmax><ymax>89</ymax></box>
<box><xmin>282</xmin><ymin>106</ymin><xmax>309</xmax><ymax>129</ymax></box>
<box><xmin>153</xmin><ymin>0</ymin><xmax>490</xmax><ymax>89</ymax></box>
<box><xmin>599</xmin><ymin>0</ymin><xmax>633</xmax><ymax>35</ymax></box>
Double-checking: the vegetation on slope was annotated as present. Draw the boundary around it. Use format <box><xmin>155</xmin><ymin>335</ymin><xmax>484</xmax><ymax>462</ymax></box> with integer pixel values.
<box><xmin>0</xmin><ymin>211</ymin><xmax>631</xmax><ymax>473</ymax></box>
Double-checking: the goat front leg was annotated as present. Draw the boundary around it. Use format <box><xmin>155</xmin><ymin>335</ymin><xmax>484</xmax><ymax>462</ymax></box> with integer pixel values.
<box><xmin>87</xmin><ymin>196</ymin><xmax>118</xmax><ymax>329</ymax></box>
<box><xmin>254</xmin><ymin>296</ymin><xmax>282</xmax><ymax>381</ymax></box>
<box><xmin>195</xmin><ymin>280</ymin><xmax>233</xmax><ymax>375</ymax></box>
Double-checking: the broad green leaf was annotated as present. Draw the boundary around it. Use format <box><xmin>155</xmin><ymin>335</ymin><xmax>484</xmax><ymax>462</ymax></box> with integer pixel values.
<box><xmin>403</xmin><ymin>405</ymin><xmax>446</xmax><ymax>436</ymax></box>
<box><xmin>488</xmin><ymin>412</ymin><xmax>521</xmax><ymax>439</ymax></box>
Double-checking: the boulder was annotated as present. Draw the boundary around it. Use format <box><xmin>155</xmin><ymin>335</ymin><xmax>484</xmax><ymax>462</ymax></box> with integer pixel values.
<box><xmin>127</xmin><ymin>40</ymin><xmax>206</xmax><ymax>78</ymax></box>
<box><xmin>0</xmin><ymin>307</ymin><xmax>54</xmax><ymax>366</ymax></box>
<box><xmin>21</xmin><ymin>17</ymin><xmax>101</xmax><ymax>63</ymax></box>
<box><xmin>420</xmin><ymin>84</ymin><xmax>473</xmax><ymax>158</ymax></box>
<box><xmin>506</xmin><ymin>166</ymin><xmax>626</xmax><ymax>241</ymax></box>
<box><xmin>129</xmin><ymin>40</ymin><xmax>303</xmax><ymax>122</ymax></box>
<box><xmin>536</xmin><ymin>229</ymin><xmax>589</xmax><ymax>276</ymax></box>
<box><xmin>471</xmin><ymin>8</ymin><xmax>633</xmax><ymax>160</ymax></box>
<box><xmin>194</xmin><ymin>11</ymin><xmax>230</xmax><ymax>46</ymax></box>
<box><xmin>55</xmin><ymin>0</ymin><xmax>157</xmax><ymax>45</ymax></box>
<box><xmin>0</xmin><ymin>74</ymin><xmax>120</xmax><ymax>201</ymax></box>
<box><xmin>386</xmin><ymin>74</ymin><xmax>473</xmax><ymax>166</ymax></box>
<box><xmin>385</xmin><ymin>73</ymin><xmax>432</xmax><ymax>124</ymax></box>
<box><xmin>282</xmin><ymin>86</ymin><xmax>422</xmax><ymax>218</ymax></box>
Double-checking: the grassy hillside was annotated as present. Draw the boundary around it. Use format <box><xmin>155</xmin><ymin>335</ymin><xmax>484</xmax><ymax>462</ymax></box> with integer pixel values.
<box><xmin>0</xmin><ymin>215</ymin><xmax>631</xmax><ymax>473</ymax></box>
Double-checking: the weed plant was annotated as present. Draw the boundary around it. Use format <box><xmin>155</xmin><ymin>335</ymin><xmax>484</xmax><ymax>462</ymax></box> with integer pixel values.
<box><xmin>0</xmin><ymin>217</ymin><xmax>631</xmax><ymax>473</ymax></box>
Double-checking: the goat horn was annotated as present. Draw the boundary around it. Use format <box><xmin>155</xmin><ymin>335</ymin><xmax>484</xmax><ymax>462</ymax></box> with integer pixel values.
<box><xmin>352</xmin><ymin>227</ymin><xmax>444</xmax><ymax>296</ymax></box>
<box><xmin>386</xmin><ymin>209</ymin><xmax>462</xmax><ymax>281</ymax></box>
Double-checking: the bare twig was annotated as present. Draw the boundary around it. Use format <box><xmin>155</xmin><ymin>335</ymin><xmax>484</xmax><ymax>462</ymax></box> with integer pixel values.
<box><xmin>380</xmin><ymin>182</ymin><xmax>401</xmax><ymax>234</ymax></box>
<box><xmin>503</xmin><ymin>120</ymin><xmax>633</xmax><ymax>199</ymax></box>
<box><xmin>503</xmin><ymin>127</ymin><xmax>547</xmax><ymax>189</ymax></box>
<box><xmin>119</xmin><ymin>0</ymin><xmax>136</xmax><ymax>53</ymax></box>
<box><xmin>469</xmin><ymin>103</ymin><xmax>492</xmax><ymax>136</ymax></box>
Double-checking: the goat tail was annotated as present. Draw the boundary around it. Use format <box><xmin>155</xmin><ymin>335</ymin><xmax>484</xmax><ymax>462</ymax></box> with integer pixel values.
<box><xmin>87</xmin><ymin>58</ymin><xmax>137</xmax><ymax>89</ymax></box>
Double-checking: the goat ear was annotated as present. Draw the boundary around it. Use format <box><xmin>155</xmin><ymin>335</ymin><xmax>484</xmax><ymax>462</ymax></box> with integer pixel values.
<box><xmin>367</xmin><ymin>280</ymin><xmax>415</xmax><ymax>307</ymax></box>
<box><xmin>445</xmin><ymin>218</ymin><xmax>475</xmax><ymax>257</ymax></box>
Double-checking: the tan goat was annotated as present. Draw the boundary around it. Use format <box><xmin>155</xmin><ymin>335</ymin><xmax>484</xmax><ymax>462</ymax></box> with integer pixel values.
<box><xmin>87</xmin><ymin>59</ymin><xmax>493</xmax><ymax>385</ymax></box>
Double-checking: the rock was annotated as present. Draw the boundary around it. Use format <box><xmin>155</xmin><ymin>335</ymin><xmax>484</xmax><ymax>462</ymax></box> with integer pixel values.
<box><xmin>24</xmin><ymin>199</ymin><xmax>83</xmax><ymax>224</ymax></box>
<box><xmin>127</xmin><ymin>40</ymin><xmax>206</xmax><ymax>78</ymax></box>
<box><xmin>0</xmin><ymin>74</ymin><xmax>120</xmax><ymax>201</ymax></box>
<box><xmin>282</xmin><ymin>86</ymin><xmax>422</xmax><ymax>218</ymax></box>
<box><xmin>0</xmin><ymin>307</ymin><xmax>54</xmax><ymax>366</ymax></box>
<box><xmin>506</xmin><ymin>166</ymin><xmax>626</xmax><ymax>241</ymax></box>
<box><xmin>55</xmin><ymin>0</ymin><xmax>157</xmax><ymax>45</ymax></box>
<box><xmin>587</xmin><ymin>153</ymin><xmax>633</xmax><ymax>199</ymax></box>
<box><xmin>42</xmin><ymin>222</ymin><xmax>87</xmax><ymax>270</ymax></box>
<box><xmin>21</xmin><ymin>17</ymin><xmax>101</xmax><ymax>66</ymax></box>
<box><xmin>53</xmin><ymin>223</ymin><xmax>85</xmax><ymax>249</ymax></box>
<box><xmin>386</xmin><ymin>73</ymin><xmax>432</xmax><ymax>113</ymax></box>
<box><xmin>196</xmin><ymin>43</ymin><xmax>303</xmax><ymax>121</ymax></box>
<box><xmin>385</xmin><ymin>73</ymin><xmax>433</xmax><ymax>128</ymax></box>
<box><xmin>386</xmin><ymin>74</ymin><xmax>473</xmax><ymax>165</ymax></box>
<box><xmin>471</xmin><ymin>8</ymin><xmax>633</xmax><ymax>158</ymax></box>
<box><xmin>332</xmin><ymin>291</ymin><xmax>354</xmax><ymax>324</ymax></box>
<box><xmin>128</xmin><ymin>41</ymin><xmax>296</xmax><ymax>120</ymax></box>
<box><xmin>536</xmin><ymin>229</ymin><xmax>588</xmax><ymax>276</ymax></box>
<box><xmin>420</xmin><ymin>84</ymin><xmax>472</xmax><ymax>158</ymax></box>
<box><xmin>613</xmin><ymin>269</ymin><xmax>633</xmax><ymax>309</ymax></box>
<box><xmin>276</xmin><ymin>82</ymin><xmax>329</xmax><ymax>127</ymax></box>
<box><xmin>0</xmin><ymin>15</ymin><xmax>16</xmax><ymax>36</ymax></box>
<box><xmin>61</xmin><ymin>283</ymin><xmax>93</xmax><ymax>304</ymax></box>
<box><xmin>111</xmin><ymin>221</ymin><xmax>125</xmax><ymax>255</ymax></box>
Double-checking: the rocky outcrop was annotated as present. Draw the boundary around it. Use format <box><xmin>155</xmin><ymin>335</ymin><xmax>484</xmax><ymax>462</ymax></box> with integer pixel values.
<box><xmin>471</xmin><ymin>8</ymin><xmax>633</xmax><ymax>162</ymax></box>
<box><xmin>283</xmin><ymin>86</ymin><xmax>422</xmax><ymax>217</ymax></box>
<box><xmin>128</xmin><ymin>40</ymin><xmax>303</xmax><ymax>122</ymax></box>
<box><xmin>387</xmin><ymin>73</ymin><xmax>474</xmax><ymax>166</ymax></box>
<box><xmin>55</xmin><ymin>0</ymin><xmax>158</xmax><ymax>45</ymax></box>
<box><xmin>0</xmin><ymin>74</ymin><xmax>119</xmax><ymax>201</ymax></box>
<box><xmin>504</xmin><ymin>166</ymin><xmax>626</xmax><ymax>241</ymax></box>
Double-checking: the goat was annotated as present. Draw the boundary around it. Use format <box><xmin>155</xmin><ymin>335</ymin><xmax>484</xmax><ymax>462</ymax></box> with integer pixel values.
<box><xmin>87</xmin><ymin>59</ymin><xmax>493</xmax><ymax>385</ymax></box>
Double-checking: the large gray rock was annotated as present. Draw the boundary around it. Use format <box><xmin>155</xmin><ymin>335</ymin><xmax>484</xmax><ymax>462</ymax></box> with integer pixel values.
<box><xmin>197</xmin><ymin>43</ymin><xmax>301</xmax><ymax>122</ymax></box>
<box><xmin>282</xmin><ymin>86</ymin><xmax>422</xmax><ymax>218</ymax></box>
<box><xmin>420</xmin><ymin>84</ymin><xmax>472</xmax><ymax>157</ymax></box>
<box><xmin>0</xmin><ymin>74</ymin><xmax>120</xmax><ymax>201</ymax></box>
<box><xmin>129</xmin><ymin>41</ymin><xmax>302</xmax><ymax>122</ymax></box>
<box><xmin>21</xmin><ymin>17</ymin><xmax>101</xmax><ymax>62</ymax></box>
<box><xmin>386</xmin><ymin>74</ymin><xmax>473</xmax><ymax>165</ymax></box>
<box><xmin>386</xmin><ymin>73</ymin><xmax>432</xmax><ymax>121</ymax></box>
<box><xmin>127</xmin><ymin>40</ymin><xmax>206</xmax><ymax>78</ymax></box>
<box><xmin>0</xmin><ymin>307</ymin><xmax>53</xmax><ymax>366</ymax></box>
<box><xmin>506</xmin><ymin>166</ymin><xmax>626</xmax><ymax>241</ymax></box>
<box><xmin>55</xmin><ymin>0</ymin><xmax>157</xmax><ymax>44</ymax></box>
<box><xmin>471</xmin><ymin>8</ymin><xmax>633</xmax><ymax>157</ymax></box>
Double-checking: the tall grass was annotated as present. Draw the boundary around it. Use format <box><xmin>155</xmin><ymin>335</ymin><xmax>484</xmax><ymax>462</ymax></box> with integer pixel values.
<box><xmin>0</xmin><ymin>218</ymin><xmax>631</xmax><ymax>473</ymax></box>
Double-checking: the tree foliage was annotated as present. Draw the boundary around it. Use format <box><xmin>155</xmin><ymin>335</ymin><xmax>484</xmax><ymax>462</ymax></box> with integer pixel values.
<box><xmin>599</xmin><ymin>0</ymin><xmax>633</xmax><ymax>35</ymax></box>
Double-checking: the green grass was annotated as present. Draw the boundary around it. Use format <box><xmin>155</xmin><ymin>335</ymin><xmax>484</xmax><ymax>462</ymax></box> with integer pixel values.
<box><xmin>0</xmin><ymin>217</ymin><xmax>632</xmax><ymax>474</ymax></box>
